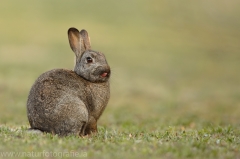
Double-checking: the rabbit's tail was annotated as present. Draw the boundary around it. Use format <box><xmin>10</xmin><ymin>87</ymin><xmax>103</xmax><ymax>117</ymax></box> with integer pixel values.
<box><xmin>27</xmin><ymin>128</ymin><xmax>44</xmax><ymax>135</ymax></box>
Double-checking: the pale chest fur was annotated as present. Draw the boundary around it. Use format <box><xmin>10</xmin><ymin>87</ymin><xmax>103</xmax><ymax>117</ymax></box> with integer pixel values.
<box><xmin>84</xmin><ymin>81</ymin><xmax>110</xmax><ymax>119</ymax></box>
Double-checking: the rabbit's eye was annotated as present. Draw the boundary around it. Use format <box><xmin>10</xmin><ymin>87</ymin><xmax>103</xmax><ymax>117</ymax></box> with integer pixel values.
<box><xmin>86</xmin><ymin>57</ymin><xmax>93</xmax><ymax>63</ymax></box>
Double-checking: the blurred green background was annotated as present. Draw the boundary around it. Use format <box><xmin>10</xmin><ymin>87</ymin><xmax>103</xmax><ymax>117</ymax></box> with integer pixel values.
<box><xmin>0</xmin><ymin>0</ymin><xmax>240</xmax><ymax>130</ymax></box>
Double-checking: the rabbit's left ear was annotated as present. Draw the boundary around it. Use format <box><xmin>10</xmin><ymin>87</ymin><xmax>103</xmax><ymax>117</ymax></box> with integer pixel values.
<box><xmin>68</xmin><ymin>27</ymin><xmax>85</xmax><ymax>58</ymax></box>
<box><xmin>80</xmin><ymin>29</ymin><xmax>91</xmax><ymax>50</ymax></box>
<box><xmin>68</xmin><ymin>28</ymin><xmax>91</xmax><ymax>58</ymax></box>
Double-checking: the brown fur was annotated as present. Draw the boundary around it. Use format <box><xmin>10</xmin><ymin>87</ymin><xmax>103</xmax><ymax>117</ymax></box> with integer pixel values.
<box><xmin>27</xmin><ymin>28</ymin><xmax>110</xmax><ymax>136</ymax></box>
<box><xmin>27</xmin><ymin>69</ymin><xmax>110</xmax><ymax>136</ymax></box>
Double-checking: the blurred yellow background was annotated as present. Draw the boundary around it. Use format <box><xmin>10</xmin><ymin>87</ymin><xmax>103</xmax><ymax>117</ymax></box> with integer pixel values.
<box><xmin>0</xmin><ymin>0</ymin><xmax>239</xmax><ymax>128</ymax></box>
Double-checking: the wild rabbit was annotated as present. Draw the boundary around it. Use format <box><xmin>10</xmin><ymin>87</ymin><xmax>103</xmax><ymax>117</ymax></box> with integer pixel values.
<box><xmin>27</xmin><ymin>27</ymin><xmax>110</xmax><ymax>136</ymax></box>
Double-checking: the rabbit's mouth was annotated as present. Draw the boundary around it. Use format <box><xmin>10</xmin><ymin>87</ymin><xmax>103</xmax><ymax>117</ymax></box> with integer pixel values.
<box><xmin>99</xmin><ymin>69</ymin><xmax>111</xmax><ymax>79</ymax></box>
<box><xmin>93</xmin><ymin>68</ymin><xmax>111</xmax><ymax>82</ymax></box>
<box><xmin>101</xmin><ymin>72</ymin><xmax>108</xmax><ymax>77</ymax></box>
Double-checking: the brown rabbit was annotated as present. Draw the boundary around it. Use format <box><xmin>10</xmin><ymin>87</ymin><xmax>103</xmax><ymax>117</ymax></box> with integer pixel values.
<box><xmin>27</xmin><ymin>27</ymin><xmax>110</xmax><ymax>136</ymax></box>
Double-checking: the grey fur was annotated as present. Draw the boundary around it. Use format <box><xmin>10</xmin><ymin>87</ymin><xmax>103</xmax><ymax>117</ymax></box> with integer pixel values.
<box><xmin>27</xmin><ymin>28</ymin><xmax>110</xmax><ymax>136</ymax></box>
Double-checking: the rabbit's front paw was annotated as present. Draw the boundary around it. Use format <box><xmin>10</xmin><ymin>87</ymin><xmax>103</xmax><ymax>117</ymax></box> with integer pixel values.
<box><xmin>84</xmin><ymin>116</ymin><xmax>97</xmax><ymax>135</ymax></box>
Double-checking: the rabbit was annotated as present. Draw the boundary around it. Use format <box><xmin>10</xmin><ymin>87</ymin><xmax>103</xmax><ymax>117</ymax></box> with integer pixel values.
<box><xmin>27</xmin><ymin>27</ymin><xmax>111</xmax><ymax>136</ymax></box>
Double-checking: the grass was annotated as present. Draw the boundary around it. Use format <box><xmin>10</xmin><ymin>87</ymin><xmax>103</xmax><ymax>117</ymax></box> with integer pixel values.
<box><xmin>0</xmin><ymin>125</ymin><xmax>239</xmax><ymax>158</ymax></box>
<box><xmin>0</xmin><ymin>0</ymin><xmax>240</xmax><ymax>158</ymax></box>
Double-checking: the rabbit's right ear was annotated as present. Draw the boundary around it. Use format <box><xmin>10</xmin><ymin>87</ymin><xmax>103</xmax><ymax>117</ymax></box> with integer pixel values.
<box><xmin>68</xmin><ymin>27</ymin><xmax>85</xmax><ymax>58</ymax></box>
<box><xmin>80</xmin><ymin>29</ymin><xmax>91</xmax><ymax>50</ymax></box>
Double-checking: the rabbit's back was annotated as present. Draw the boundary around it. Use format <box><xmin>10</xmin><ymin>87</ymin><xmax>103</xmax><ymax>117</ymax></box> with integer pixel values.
<box><xmin>27</xmin><ymin>68</ymin><xmax>109</xmax><ymax>136</ymax></box>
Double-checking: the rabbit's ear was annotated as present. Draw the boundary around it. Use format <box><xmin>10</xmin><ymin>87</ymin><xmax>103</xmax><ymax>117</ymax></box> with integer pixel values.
<box><xmin>68</xmin><ymin>27</ymin><xmax>85</xmax><ymax>57</ymax></box>
<box><xmin>80</xmin><ymin>29</ymin><xmax>91</xmax><ymax>50</ymax></box>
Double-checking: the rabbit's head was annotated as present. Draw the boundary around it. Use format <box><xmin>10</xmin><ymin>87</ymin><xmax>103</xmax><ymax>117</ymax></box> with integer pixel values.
<box><xmin>68</xmin><ymin>28</ymin><xmax>110</xmax><ymax>83</ymax></box>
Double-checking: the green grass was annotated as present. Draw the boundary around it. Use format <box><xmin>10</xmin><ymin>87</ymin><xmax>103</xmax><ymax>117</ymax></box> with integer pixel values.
<box><xmin>0</xmin><ymin>0</ymin><xmax>240</xmax><ymax>158</ymax></box>
<box><xmin>0</xmin><ymin>125</ymin><xmax>239</xmax><ymax>159</ymax></box>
